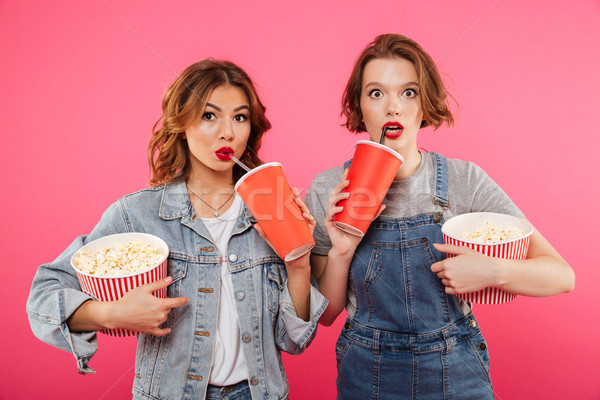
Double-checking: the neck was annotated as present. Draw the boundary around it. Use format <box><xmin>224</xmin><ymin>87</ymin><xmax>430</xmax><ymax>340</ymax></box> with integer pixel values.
<box><xmin>394</xmin><ymin>148</ymin><xmax>422</xmax><ymax>181</ymax></box>
<box><xmin>187</xmin><ymin>164</ymin><xmax>235</xmax><ymax>194</ymax></box>
<box><xmin>186</xmin><ymin>166</ymin><xmax>237</xmax><ymax>218</ymax></box>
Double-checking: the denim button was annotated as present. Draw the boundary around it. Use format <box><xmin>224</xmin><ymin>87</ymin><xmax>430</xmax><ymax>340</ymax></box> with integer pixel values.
<box><xmin>236</xmin><ymin>292</ymin><xmax>245</xmax><ymax>301</ymax></box>
<box><xmin>251</xmin><ymin>377</ymin><xmax>259</xmax><ymax>386</ymax></box>
<box><xmin>229</xmin><ymin>254</ymin><xmax>238</xmax><ymax>262</ymax></box>
<box><xmin>243</xmin><ymin>334</ymin><xmax>252</xmax><ymax>343</ymax></box>
<box><xmin>469</xmin><ymin>319</ymin><xmax>477</xmax><ymax>328</ymax></box>
<box><xmin>344</xmin><ymin>322</ymin><xmax>351</xmax><ymax>330</ymax></box>
<box><xmin>477</xmin><ymin>343</ymin><xmax>487</xmax><ymax>351</ymax></box>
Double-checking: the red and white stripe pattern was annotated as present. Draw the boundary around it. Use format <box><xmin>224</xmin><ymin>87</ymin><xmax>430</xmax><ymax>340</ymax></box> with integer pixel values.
<box><xmin>443</xmin><ymin>235</ymin><xmax>530</xmax><ymax>304</ymax></box>
<box><xmin>75</xmin><ymin>259</ymin><xmax>168</xmax><ymax>336</ymax></box>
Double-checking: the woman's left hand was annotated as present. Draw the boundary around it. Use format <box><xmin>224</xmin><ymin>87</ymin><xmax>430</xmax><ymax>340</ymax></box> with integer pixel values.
<box><xmin>431</xmin><ymin>243</ymin><xmax>500</xmax><ymax>294</ymax></box>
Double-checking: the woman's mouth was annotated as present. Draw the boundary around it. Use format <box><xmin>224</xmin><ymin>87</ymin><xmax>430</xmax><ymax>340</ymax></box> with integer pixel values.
<box><xmin>383</xmin><ymin>122</ymin><xmax>404</xmax><ymax>139</ymax></box>
<box><xmin>215</xmin><ymin>147</ymin><xmax>234</xmax><ymax>161</ymax></box>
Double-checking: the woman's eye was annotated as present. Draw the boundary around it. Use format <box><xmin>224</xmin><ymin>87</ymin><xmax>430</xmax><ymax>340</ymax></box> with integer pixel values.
<box><xmin>202</xmin><ymin>112</ymin><xmax>216</xmax><ymax>121</ymax></box>
<box><xmin>368</xmin><ymin>89</ymin><xmax>383</xmax><ymax>99</ymax></box>
<box><xmin>403</xmin><ymin>88</ymin><xmax>417</xmax><ymax>99</ymax></box>
<box><xmin>234</xmin><ymin>114</ymin><xmax>249</xmax><ymax>122</ymax></box>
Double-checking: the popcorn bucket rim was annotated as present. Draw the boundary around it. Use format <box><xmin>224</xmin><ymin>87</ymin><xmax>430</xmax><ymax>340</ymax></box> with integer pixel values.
<box><xmin>441</xmin><ymin>212</ymin><xmax>534</xmax><ymax>247</ymax></box>
<box><xmin>70</xmin><ymin>232</ymin><xmax>169</xmax><ymax>279</ymax></box>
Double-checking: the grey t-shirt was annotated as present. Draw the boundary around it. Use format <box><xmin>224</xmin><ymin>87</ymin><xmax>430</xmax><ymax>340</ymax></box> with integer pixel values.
<box><xmin>305</xmin><ymin>151</ymin><xmax>524</xmax><ymax>317</ymax></box>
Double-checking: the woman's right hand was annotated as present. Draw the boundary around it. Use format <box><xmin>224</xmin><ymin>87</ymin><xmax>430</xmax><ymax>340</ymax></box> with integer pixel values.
<box><xmin>110</xmin><ymin>277</ymin><xmax>189</xmax><ymax>336</ymax></box>
<box><xmin>68</xmin><ymin>277</ymin><xmax>189</xmax><ymax>337</ymax></box>
<box><xmin>325</xmin><ymin>169</ymin><xmax>385</xmax><ymax>257</ymax></box>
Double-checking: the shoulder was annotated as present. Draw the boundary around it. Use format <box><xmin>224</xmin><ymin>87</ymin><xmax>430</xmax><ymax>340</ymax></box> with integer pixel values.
<box><xmin>116</xmin><ymin>185</ymin><xmax>166</xmax><ymax>209</ymax></box>
<box><xmin>120</xmin><ymin>185</ymin><xmax>165</xmax><ymax>201</ymax></box>
<box><xmin>430</xmin><ymin>153</ymin><xmax>490</xmax><ymax>183</ymax></box>
<box><xmin>101</xmin><ymin>186</ymin><xmax>165</xmax><ymax>221</ymax></box>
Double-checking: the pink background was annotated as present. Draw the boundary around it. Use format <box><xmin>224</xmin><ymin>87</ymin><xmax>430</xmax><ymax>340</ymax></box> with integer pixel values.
<box><xmin>2</xmin><ymin>1</ymin><xmax>599</xmax><ymax>398</ymax></box>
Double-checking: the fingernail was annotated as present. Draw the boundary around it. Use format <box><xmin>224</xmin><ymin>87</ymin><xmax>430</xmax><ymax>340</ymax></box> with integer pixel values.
<box><xmin>165</xmin><ymin>276</ymin><xmax>173</xmax><ymax>283</ymax></box>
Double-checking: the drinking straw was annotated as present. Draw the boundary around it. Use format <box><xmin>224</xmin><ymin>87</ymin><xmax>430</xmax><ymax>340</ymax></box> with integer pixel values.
<box><xmin>229</xmin><ymin>154</ymin><xmax>251</xmax><ymax>172</ymax></box>
<box><xmin>379</xmin><ymin>127</ymin><xmax>388</xmax><ymax>144</ymax></box>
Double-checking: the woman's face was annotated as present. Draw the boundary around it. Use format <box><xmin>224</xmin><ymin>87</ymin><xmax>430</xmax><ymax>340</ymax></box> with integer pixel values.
<box><xmin>184</xmin><ymin>85</ymin><xmax>251</xmax><ymax>178</ymax></box>
<box><xmin>359</xmin><ymin>57</ymin><xmax>423</xmax><ymax>154</ymax></box>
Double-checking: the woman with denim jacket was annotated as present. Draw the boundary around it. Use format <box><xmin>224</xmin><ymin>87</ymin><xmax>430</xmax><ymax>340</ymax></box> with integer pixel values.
<box><xmin>27</xmin><ymin>59</ymin><xmax>328</xmax><ymax>400</ymax></box>
<box><xmin>305</xmin><ymin>34</ymin><xmax>574</xmax><ymax>399</ymax></box>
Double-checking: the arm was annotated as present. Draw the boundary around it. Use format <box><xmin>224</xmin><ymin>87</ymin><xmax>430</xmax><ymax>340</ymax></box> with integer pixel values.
<box><xmin>26</xmin><ymin>201</ymin><xmax>188</xmax><ymax>373</ymax></box>
<box><xmin>310</xmin><ymin>170</ymin><xmax>384</xmax><ymax>326</ymax></box>
<box><xmin>431</xmin><ymin>221</ymin><xmax>574</xmax><ymax>296</ymax></box>
<box><xmin>67</xmin><ymin>277</ymin><xmax>189</xmax><ymax>335</ymax></box>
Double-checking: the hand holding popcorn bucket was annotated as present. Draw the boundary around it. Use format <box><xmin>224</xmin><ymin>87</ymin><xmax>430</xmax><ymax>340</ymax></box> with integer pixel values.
<box><xmin>333</xmin><ymin>140</ymin><xmax>404</xmax><ymax>236</ymax></box>
<box><xmin>70</xmin><ymin>232</ymin><xmax>169</xmax><ymax>336</ymax></box>
<box><xmin>234</xmin><ymin>162</ymin><xmax>315</xmax><ymax>261</ymax></box>
<box><xmin>441</xmin><ymin>212</ymin><xmax>533</xmax><ymax>304</ymax></box>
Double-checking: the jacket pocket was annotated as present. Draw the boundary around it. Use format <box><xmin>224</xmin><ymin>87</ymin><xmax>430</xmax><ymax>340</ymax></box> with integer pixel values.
<box><xmin>166</xmin><ymin>255</ymin><xmax>188</xmax><ymax>297</ymax></box>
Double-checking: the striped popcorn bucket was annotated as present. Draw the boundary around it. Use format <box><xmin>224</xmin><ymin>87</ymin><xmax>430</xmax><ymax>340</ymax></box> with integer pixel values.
<box><xmin>70</xmin><ymin>233</ymin><xmax>169</xmax><ymax>336</ymax></box>
<box><xmin>441</xmin><ymin>213</ymin><xmax>533</xmax><ymax>304</ymax></box>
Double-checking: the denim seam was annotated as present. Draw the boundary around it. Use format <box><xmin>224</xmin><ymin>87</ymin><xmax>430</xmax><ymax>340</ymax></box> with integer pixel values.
<box><xmin>441</xmin><ymin>350</ymin><xmax>449</xmax><ymax>400</ymax></box>
<box><xmin>402</xmin><ymin>232</ymin><xmax>414</xmax><ymax>333</ymax></box>
<box><xmin>372</xmin><ymin>351</ymin><xmax>381</xmax><ymax>400</ymax></box>
<box><xmin>132</xmin><ymin>386</ymin><xmax>160</xmax><ymax>400</ymax></box>
<box><xmin>117</xmin><ymin>197</ymin><xmax>134</xmax><ymax>232</ymax></box>
<box><xmin>412</xmin><ymin>352</ymin><xmax>418</xmax><ymax>399</ymax></box>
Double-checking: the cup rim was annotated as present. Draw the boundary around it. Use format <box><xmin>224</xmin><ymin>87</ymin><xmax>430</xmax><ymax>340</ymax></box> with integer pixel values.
<box><xmin>70</xmin><ymin>232</ymin><xmax>169</xmax><ymax>279</ymax></box>
<box><xmin>234</xmin><ymin>162</ymin><xmax>282</xmax><ymax>192</ymax></box>
<box><xmin>355</xmin><ymin>140</ymin><xmax>404</xmax><ymax>163</ymax></box>
<box><xmin>332</xmin><ymin>221</ymin><xmax>365</xmax><ymax>237</ymax></box>
<box><xmin>441</xmin><ymin>212</ymin><xmax>534</xmax><ymax>246</ymax></box>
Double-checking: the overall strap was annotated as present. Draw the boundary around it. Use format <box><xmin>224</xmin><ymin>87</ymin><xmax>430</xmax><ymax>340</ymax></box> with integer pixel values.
<box><xmin>432</xmin><ymin>152</ymin><xmax>450</xmax><ymax>221</ymax></box>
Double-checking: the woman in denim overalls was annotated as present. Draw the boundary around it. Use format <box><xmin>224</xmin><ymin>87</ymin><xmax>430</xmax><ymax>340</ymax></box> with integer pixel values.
<box><xmin>307</xmin><ymin>34</ymin><xmax>574</xmax><ymax>399</ymax></box>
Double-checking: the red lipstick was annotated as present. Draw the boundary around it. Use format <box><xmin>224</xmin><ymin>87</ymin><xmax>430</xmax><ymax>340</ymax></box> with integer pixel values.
<box><xmin>215</xmin><ymin>147</ymin><xmax>234</xmax><ymax>161</ymax></box>
<box><xmin>383</xmin><ymin>122</ymin><xmax>404</xmax><ymax>139</ymax></box>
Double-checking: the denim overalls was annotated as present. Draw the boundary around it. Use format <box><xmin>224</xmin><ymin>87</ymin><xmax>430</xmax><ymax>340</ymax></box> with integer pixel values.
<box><xmin>335</xmin><ymin>153</ymin><xmax>494</xmax><ymax>400</ymax></box>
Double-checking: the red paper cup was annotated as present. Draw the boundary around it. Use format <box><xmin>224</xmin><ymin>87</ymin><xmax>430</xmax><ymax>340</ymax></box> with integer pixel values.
<box><xmin>235</xmin><ymin>162</ymin><xmax>315</xmax><ymax>261</ymax></box>
<box><xmin>441</xmin><ymin>212</ymin><xmax>533</xmax><ymax>304</ymax></box>
<box><xmin>70</xmin><ymin>232</ymin><xmax>169</xmax><ymax>336</ymax></box>
<box><xmin>333</xmin><ymin>140</ymin><xmax>404</xmax><ymax>236</ymax></box>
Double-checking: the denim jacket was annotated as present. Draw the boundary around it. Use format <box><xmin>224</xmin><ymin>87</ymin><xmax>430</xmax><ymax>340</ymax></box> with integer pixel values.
<box><xmin>27</xmin><ymin>180</ymin><xmax>328</xmax><ymax>400</ymax></box>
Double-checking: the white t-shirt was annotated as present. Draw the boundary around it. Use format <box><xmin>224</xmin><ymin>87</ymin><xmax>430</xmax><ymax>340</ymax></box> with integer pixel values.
<box><xmin>201</xmin><ymin>195</ymin><xmax>248</xmax><ymax>386</ymax></box>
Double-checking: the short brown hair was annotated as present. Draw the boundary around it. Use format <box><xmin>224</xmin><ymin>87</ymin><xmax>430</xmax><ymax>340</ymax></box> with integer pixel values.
<box><xmin>342</xmin><ymin>33</ymin><xmax>454</xmax><ymax>132</ymax></box>
<box><xmin>148</xmin><ymin>59</ymin><xmax>271</xmax><ymax>186</ymax></box>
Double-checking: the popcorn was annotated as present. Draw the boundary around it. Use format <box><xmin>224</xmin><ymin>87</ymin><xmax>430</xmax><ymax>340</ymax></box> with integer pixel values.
<box><xmin>463</xmin><ymin>220</ymin><xmax>524</xmax><ymax>244</ymax></box>
<box><xmin>73</xmin><ymin>240</ymin><xmax>163</xmax><ymax>276</ymax></box>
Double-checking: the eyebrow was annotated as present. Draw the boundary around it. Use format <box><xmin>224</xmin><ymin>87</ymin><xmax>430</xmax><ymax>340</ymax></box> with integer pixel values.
<box><xmin>364</xmin><ymin>81</ymin><xmax>420</xmax><ymax>89</ymax></box>
<box><xmin>205</xmin><ymin>102</ymin><xmax>250</xmax><ymax>112</ymax></box>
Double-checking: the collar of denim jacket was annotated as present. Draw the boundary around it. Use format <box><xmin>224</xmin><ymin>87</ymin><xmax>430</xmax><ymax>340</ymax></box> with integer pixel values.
<box><xmin>159</xmin><ymin>180</ymin><xmax>255</xmax><ymax>228</ymax></box>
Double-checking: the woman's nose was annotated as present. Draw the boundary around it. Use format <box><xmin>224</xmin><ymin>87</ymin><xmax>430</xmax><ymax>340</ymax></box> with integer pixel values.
<box><xmin>386</xmin><ymin>98</ymin><xmax>402</xmax><ymax>116</ymax></box>
<box><xmin>220</xmin><ymin>121</ymin><xmax>235</xmax><ymax>141</ymax></box>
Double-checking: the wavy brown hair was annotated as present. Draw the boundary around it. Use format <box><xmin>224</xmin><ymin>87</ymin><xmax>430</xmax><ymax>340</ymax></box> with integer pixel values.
<box><xmin>148</xmin><ymin>59</ymin><xmax>271</xmax><ymax>186</ymax></box>
<box><xmin>342</xmin><ymin>33</ymin><xmax>455</xmax><ymax>132</ymax></box>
